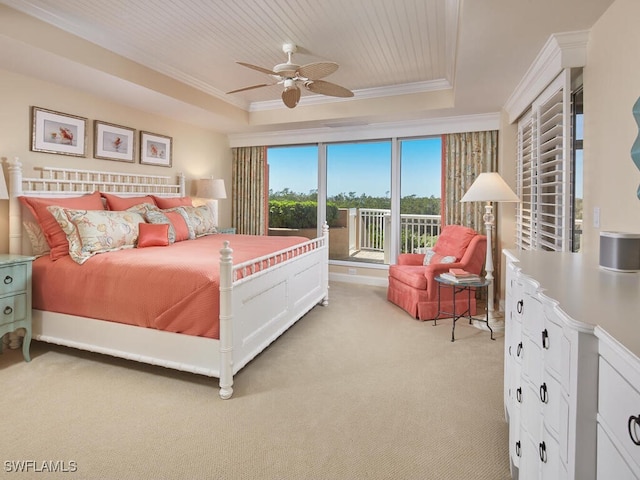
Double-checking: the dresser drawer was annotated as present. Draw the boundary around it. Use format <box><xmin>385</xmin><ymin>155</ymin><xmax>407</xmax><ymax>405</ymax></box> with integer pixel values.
<box><xmin>0</xmin><ymin>263</ymin><xmax>28</xmax><ymax>296</ymax></box>
<box><xmin>599</xmin><ymin>356</ymin><xmax>640</xmax><ymax>469</ymax></box>
<box><xmin>0</xmin><ymin>293</ymin><xmax>28</xmax><ymax>326</ymax></box>
<box><xmin>597</xmin><ymin>424</ymin><xmax>640</xmax><ymax>479</ymax></box>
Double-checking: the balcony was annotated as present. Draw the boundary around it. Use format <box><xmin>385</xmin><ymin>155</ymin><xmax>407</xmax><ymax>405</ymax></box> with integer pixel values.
<box><xmin>270</xmin><ymin>208</ymin><xmax>442</xmax><ymax>265</ymax></box>
<box><xmin>342</xmin><ymin>208</ymin><xmax>441</xmax><ymax>264</ymax></box>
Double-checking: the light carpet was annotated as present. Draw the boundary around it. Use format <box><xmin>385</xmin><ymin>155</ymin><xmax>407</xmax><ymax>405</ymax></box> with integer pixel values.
<box><xmin>0</xmin><ymin>282</ymin><xmax>510</xmax><ymax>480</ymax></box>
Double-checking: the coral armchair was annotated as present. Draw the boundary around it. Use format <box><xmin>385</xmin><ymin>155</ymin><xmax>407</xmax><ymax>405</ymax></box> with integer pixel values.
<box><xmin>387</xmin><ymin>225</ymin><xmax>487</xmax><ymax>320</ymax></box>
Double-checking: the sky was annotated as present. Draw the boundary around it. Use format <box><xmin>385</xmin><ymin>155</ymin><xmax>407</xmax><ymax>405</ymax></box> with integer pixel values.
<box><xmin>267</xmin><ymin>138</ymin><xmax>442</xmax><ymax>198</ymax></box>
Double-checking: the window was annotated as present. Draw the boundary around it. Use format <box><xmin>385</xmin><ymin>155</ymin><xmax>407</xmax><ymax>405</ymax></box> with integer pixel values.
<box><xmin>267</xmin><ymin>136</ymin><xmax>443</xmax><ymax>266</ymax></box>
<box><xmin>267</xmin><ymin>145</ymin><xmax>318</xmax><ymax>235</ymax></box>
<box><xmin>516</xmin><ymin>70</ymin><xmax>577</xmax><ymax>252</ymax></box>
<box><xmin>571</xmin><ymin>88</ymin><xmax>583</xmax><ymax>252</ymax></box>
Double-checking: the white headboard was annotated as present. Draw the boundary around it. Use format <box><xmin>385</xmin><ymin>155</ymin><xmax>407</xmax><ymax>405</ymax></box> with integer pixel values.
<box><xmin>7</xmin><ymin>158</ymin><xmax>186</xmax><ymax>255</ymax></box>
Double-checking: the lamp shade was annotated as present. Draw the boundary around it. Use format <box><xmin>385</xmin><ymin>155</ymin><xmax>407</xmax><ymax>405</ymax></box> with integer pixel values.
<box><xmin>196</xmin><ymin>178</ymin><xmax>227</xmax><ymax>199</ymax></box>
<box><xmin>0</xmin><ymin>164</ymin><xmax>8</xmax><ymax>200</ymax></box>
<box><xmin>460</xmin><ymin>172</ymin><xmax>519</xmax><ymax>203</ymax></box>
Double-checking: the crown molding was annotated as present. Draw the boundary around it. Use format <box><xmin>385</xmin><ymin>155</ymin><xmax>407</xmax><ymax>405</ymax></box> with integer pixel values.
<box><xmin>228</xmin><ymin>112</ymin><xmax>500</xmax><ymax>148</ymax></box>
<box><xmin>503</xmin><ymin>30</ymin><xmax>589</xmax><ymax>123</ymax></box>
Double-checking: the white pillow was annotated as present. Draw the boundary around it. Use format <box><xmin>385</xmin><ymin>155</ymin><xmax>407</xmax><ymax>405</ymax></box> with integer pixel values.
<box><xmin>423</xmin><ymin>249</ymin><xmax>456</xmax><ymax>265</ymax></box>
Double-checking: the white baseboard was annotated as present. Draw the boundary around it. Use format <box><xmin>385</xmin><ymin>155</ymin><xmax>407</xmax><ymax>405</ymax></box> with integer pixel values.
<box><xmin>329</xmin><ymin>272</ymin><xmax>388</xmax><ymax>287</ymax></box>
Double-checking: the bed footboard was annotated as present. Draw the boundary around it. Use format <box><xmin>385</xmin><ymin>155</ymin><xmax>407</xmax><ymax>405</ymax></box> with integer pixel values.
<box><xmin>218</xmin><ymin>224</ymin><xmax>329</xmax><ymax>399</ymax></box>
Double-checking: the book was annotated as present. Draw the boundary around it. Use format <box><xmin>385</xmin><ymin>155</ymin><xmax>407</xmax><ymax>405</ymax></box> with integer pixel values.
<box><xmin>439</xmin><ymin>272</ymin><xmax>481</xmax><ymax>283</ymax></box>
<box><xmin>448</xmin><ymin>268</ymin><xmax>477</xmax><ymax>278</ymax></box>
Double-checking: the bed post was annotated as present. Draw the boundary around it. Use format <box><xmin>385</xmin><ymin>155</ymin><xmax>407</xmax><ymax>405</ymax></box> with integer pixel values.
<box><xmin>7</xmin><ymin>158</ymin><xmax>23</xmax><ymax>255</ymax></box>
<box><xmin>177</xmin><ymin>172</ymin><xmax>186</xmax><ymax>197</ymax></box>
<box><xmin>218</xmin><ymin>240</ymin><xmax>234</xmax><ymax>399</ymax></box>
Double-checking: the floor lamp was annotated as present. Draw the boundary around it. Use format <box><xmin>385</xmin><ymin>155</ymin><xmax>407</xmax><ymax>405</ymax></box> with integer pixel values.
<box><xmin>460</xmin><ymin>172</ymin><xmax>519</xmax><ymax>323</ymax></box>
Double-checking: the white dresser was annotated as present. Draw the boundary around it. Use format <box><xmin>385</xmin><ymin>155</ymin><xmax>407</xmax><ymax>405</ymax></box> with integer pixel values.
<box><xmin>503</xmin><ymin>249</ymin><xmax>640</xmax><ymax>479</ymax></box>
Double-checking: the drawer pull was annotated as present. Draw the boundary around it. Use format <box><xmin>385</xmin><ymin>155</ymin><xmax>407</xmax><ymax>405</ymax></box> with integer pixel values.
<box><xmin>539</xmin><ymin>441</ymin><xmax>547</xmax><ymax>463</ymax></box>
<box><xmin>516</xmin><ymin>387</ymin><xmax>522</xmax><ymax>403</ymax></box>
<box><xmin>515</xmin><ymin>440</ymin><xmax>521</xmax><ymax>457</ymax></box>
<box><xmin>517</xmin><ymin>342</ymin><xmax>523</xmax><ymax>357</ymax></box>
<box><xmin>3</xmin><ymin>275</ymin><xmax>13</xmax><ymax>285</ymax></box>
<box><xmin>517</xmin><ymin>299</ymin><xmax>523</xmax><ymax>314</ymax></box>
<box><xmin>539</xmin><ymin>382</ymin><xmax>548</xmax><ymax>403</ymax></box>
<box><xmin>3</xmin><ymin>306</ymin><xmax>12</xmax><ymax>315</ymax></box>
<box><xmin>541</xmin><ymin>328</ymin><xmax>549</xmax><ymax>349</ymax></box>
<box><xmin>629</xmin><ymin>415</ymin><xmax>640</xmax><ymax>446</ymax></box>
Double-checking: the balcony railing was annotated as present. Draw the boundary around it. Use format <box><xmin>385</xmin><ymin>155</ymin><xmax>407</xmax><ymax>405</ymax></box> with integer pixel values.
<box><xmin>357</xmin><ymin>208</ymin><xmax>441</xmax><ymax>258</ymax></box>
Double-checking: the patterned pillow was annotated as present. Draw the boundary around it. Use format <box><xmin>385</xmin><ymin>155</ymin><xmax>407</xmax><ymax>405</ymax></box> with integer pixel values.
<box><xmin>161</xmin><ymin>207</ymin><xmax>195</xmax><ymax>240</ymax></box>
<box><xmin>179</xmin><ymin>205</ymin><xmax>218</xmax><ymax>237</ymax></box>
<box><xmin>47</xmin><ymin>207</ymin><xmax>144</xmax><ymax>264</ymax></box>
<box><xmin>23</xmin><ymin>221</ymin><xmax>50</xmax><ymax>257</ymax></box>
<box><xmin>144</xmin><ymin>209</ymin><xmax>177</xmax><ymax>243</ymax></box>
<box><xmin>423</xmin><ymin>250</ymin><xmax>456</xmax><ymax>265</ymax></box>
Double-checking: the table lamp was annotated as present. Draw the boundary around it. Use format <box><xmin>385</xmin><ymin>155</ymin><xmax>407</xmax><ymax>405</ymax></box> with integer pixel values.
<box><xmin>196</xmin><ymin>178</ymin><xmax>227</xmax><ymax>226</ymax></box>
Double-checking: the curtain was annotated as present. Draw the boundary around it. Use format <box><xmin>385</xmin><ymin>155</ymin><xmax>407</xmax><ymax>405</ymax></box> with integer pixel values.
<box><xmin>443</xmin><ymin>131</ymin><xmax>499</xmax><ymax>304</ymax></box>
<box><xmin>232</xmin><ymin>146</ymin><xmax>267</xmax><ymax>235</ymax></box>
<box><xmin>443</xmin><ymin>130</ymin><xmax>498</xmax><ymax>229</ymax></box>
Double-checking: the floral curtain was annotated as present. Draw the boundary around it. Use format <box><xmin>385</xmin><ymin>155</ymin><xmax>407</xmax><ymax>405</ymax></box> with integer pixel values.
<box><xmin>443</xmin><ymin>130</ymin><xmax>498</xmax><ymax>229</ymax></box>
<box><xmin>232</xmin><ymin>146</ymin><xmax>267</xmax><ymax>235</ymax></box>
<box><xmin>443</xmin><ymin>130</ymin><xmax>499</xmax><ymax>303</ymax></box>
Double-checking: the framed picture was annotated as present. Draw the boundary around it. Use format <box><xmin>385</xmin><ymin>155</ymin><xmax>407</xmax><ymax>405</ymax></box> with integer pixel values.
<box><xmin>140</xmin><ymin>131</ymin><xmax>172</xmax><ymax>167</ymax></box>
<box><xmin>31</xmin><ymin>106</ymin><xmax>87</xmax><ymax>157</ymax></box>
<box><xmin>94</xmin><ymin>120</ymin><xmax>136</xmax><ymax>163</ymax></box>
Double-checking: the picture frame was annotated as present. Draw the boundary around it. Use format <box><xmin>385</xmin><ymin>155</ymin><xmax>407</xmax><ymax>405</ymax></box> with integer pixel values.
<box><xmin>94</xmin><ymin>120</ymin><xmax>136</xmax><ymax>163</ymax></box>
<box><xmin>140</xmin><ymin>131</ymin><xmax>172</xmax><ymax>167</ymax></box>
<box><xmin>31</xmin><ymin>106</ymin><xmax>87</xmax><ymax>157</ymax></box>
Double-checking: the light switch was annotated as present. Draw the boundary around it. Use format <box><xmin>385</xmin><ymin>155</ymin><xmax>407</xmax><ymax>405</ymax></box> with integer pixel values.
<box><xmin>593</xmin><ymin>207</ymin><xmax>600</xmax><ymax>228</ymax></box>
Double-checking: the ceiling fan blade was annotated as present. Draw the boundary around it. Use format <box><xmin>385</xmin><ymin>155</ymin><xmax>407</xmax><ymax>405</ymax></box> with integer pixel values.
<box><xmin>297</xmin><ymin>62</ymin><xmax>339</xmax><ymax>80</ymax></box>
<box><xmin>304</xmin><ymin>80</ymin><xmax>354</xmax><ymax>98</ymax></box>
<box><xmin>236</xmin><ymin>61</ymin><xmax>278</xmax><ymax>76</ymax></box>
<box><xmin>226</xmin><ymin>83</ymin><xmax>271</xmax><ymax>94</ymax></box>
<box><xmin>282</xmin><ymin>85</ymin><xmax>301</xmax><ymax>108</ymax></box>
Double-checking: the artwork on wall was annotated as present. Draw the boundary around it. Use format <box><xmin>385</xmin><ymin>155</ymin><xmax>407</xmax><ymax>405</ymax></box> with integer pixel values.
<box><xmin>94</xmin><ymin>121</ymin><xmax>136</xmax><ymax>163</ymax></box>
<box><xmin>140</xmin><ymin>131</ymin><xmax>172</xmax><ymax>167</ymax></box>
<box><xmin>31</xmin><ymin>106</ymin><xmax>87</xmax><ymax>157</ymax></box>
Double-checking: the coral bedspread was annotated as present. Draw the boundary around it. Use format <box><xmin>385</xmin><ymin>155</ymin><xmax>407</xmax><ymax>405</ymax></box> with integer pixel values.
<box><xmin>32</xmin><ymin>234</ymin><xmax>309</xmax><ymax>339</ymax></box>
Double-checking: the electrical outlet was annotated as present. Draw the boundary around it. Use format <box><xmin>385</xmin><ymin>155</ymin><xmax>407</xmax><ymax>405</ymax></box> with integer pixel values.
<box><xmin>593</xmin><ymin>207</ymin><xmax>600</xmax><ymax>228</ymax></box>
<box><xmin>348</xmin><ymin>268</ymin><xmax>357</xmax><ymax>275</ymax></box>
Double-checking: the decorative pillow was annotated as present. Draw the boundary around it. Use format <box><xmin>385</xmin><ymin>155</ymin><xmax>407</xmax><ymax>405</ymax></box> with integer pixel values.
<box><xmin>19</xmin><ymin>192</ymin><xmax>105</xmax><ymax>261</ymax></box>
<box><xmin>101</xmin><ymin>193</ymin><xmax>157</xmax><ymax>211</ymax></box>
<box><xmin>23</xmin><ymin>221</ymin><xmax>49</xmax><ymax>257</ymax></box>
<box><xmin>144</xmin><ymin>209</ymin><xmax>177</xmax><ymax>243</ymax></box>
<box><xmin>164</xmin><ymin>210</ymin><xmax>192</xmax><ymax>241</ymax></box>
<box><xmin>47</xmin><ymin>207</ymin><xmax>144</xmax><ymax>264</ymax></box>
<box><xmin>137</xmin><ymin>223</ymin><xmax>169</xmax><ymax>248</ymax></box>
<box><xmin>153</xmin><ymin>196</ymin><xmax>192</xmax><ymax>209</ymax></box>
<box><xmin>179</xmin><ymin>205</ymin><xmax>218</xmax><ymax>237</ymax></box>
<box><xmin>423</xmin><ymin>250</ymin><xmax>456</xmax><ymax>265</ymax></box>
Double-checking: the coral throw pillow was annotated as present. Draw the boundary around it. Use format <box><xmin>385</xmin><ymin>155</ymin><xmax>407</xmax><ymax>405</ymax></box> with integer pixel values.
<box><xmin>137</xmin><ymin>223</ymin><xmax>170</xmax><ymax>248</ymax></box>
<box><xmin>153</xmin><ymin>196</ymin><xmax>192</xmax><ymax>209</ymax></box>
<box><xmin>101</xmin><ymin>193</ymin><xmax>157</xmax><ymax>211</ymax></box>
<box><xmin>19</xmin><ymin>192</ymin><xmax>105</xmax><ymax>261</ymax></box>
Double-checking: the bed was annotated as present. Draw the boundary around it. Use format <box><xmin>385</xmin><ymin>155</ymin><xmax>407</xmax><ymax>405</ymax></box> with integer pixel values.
<box><xmin>7</xmin><ymin>159</ymin><xmax>329</xmax><ymax>399</ymax></box>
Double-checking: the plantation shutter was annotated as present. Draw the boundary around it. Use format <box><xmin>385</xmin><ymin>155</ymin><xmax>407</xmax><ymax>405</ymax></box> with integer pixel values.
<box><xmin>516</xmin><ymin>71</ymin><xmax>572</xmax><ymax>252</ymax></box>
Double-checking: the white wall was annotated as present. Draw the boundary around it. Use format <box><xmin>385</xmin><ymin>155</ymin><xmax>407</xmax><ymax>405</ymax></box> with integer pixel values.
<box><xmin>0</xmin><ymin>69</ymin><xmax>232</xmax><ymax>254</ymax></box>
<box><xmin>582</xmin><ymin>0</ymin><xmax>640</xmax><ymax>254</ymax></box>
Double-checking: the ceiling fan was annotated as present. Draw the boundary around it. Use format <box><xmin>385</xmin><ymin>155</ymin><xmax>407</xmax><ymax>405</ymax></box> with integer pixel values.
<box><xmin>227</xmin><ymin>44</ymin><xmax>354</xmax><ymax>108</ymax></box>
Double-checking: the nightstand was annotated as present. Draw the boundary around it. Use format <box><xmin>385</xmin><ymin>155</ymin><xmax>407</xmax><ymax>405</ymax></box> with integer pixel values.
<box><xmin>218</xmin><ymin>227</ymin><xmax>236</xmax><ymax>234</ymax></box>
<box><xmin>0</xmin><ymin>254</ymin><xmax>35</xmax><ymax>362</ymax></box>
